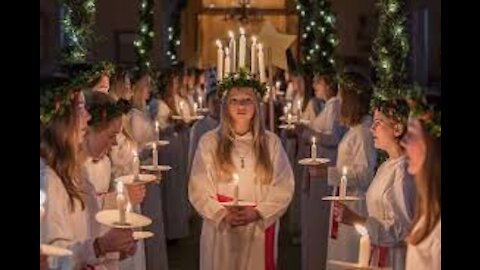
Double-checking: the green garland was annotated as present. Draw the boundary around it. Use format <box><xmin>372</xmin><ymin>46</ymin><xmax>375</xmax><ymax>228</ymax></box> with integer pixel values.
<box><xmin>295</xmin><ymin>0</ymin><xmax>338</xmax><ymax>75</ymax></box>
<box><xmin>60</xmin><ymin>0</ymin><xmax>96</xmax><ymax>63</ymax></box>
<box><xmin>370</xmin><ymin>0</ymin><xmax>410</xmax><ymax>101</ymax></box>
<box><xmin>40</xmin><ymin>61</ymin><xmax>116</xmax><ymax>126</ymax></box>
<box><xmin>134</xmin><ymin>0</ymin><xmax>155</xmax><ymax>73</ymax></box>
<box><xmin>217</xmin><ymin>69</ymin><xmax>267</xmax><ymax>98</ymax></box>
<box><xmin>406</xmin><ymin>87</ymin><xmax>441</xmax><ymax>138</ymax></box>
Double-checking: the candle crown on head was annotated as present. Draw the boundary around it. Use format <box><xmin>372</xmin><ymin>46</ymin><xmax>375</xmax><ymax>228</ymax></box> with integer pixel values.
<box><xmin>217</xmin><ymin>69</ymin><xmax>267</xmax><ymax>98</ymax></box>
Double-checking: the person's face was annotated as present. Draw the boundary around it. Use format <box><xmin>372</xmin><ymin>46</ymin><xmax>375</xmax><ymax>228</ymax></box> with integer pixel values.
<box><xmin>76</xmin><ymin>92</ymin><xmax>91</xmax><ymax>144</ymax></box>
<box><xmin>92</xmin><ymin>116</ymin><xmax>123</xmax><ymax>157</ymax></box>
<box><xmin>313</xmin><ymin>77</ymin><xmax>328</xmax><ymax>100</ymax></box>
<box><xmin>400</xmin><ymin>117</ymin><xmax>427</xmax><ymax>175</ymax></box>
<box><xmin>199</xmin><ymin>74</ymin><xmax>205</xmax><ymax>85</ymax></box>
<box><xmin>106</xmin><ymin>117</ymin><xmax>123</xmax><ymax>147</ymax></box>
<box><xmin>227</xmin><ymin>88</ymin><xmax>256</xmax><ymax>125</ymax></box>
<box><xmin>371</xmin><ymin>110</ymin><xmax>403</xmax><ymax>151</ymax></box>
<box><xmin>123</xmin><ymin>76</ymin><xmax>133</xmax><ymax>100</ymax></box>
<box><xmin>94</xmin><ymin>74</ymin><xmax>110</xmax><ymax>93</ymax></box>
<box><xmin>141</xmin><ymin>79</ymin><xmax>151</xmax><ymax>101</ymax></box>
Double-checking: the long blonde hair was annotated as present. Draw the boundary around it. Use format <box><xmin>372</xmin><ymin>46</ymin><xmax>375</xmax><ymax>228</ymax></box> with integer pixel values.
<box><xmin>40</xmin><ymin>92</ymin><xmax>86</xmax><ymax>211</ymax></box>
<box><xmin>408</xmin><ymin>129</ymin><xmax>441</xmax><ymax>245</ymax></box>
<box><xmin>132</xmin><ymin>73</ymin><xmax>151</xmax><ymax>111</ymax></box>
<box><xmin>214</xmin><ymin>88</ymin><xmax>273</xmax><ymax>184</ymax></box>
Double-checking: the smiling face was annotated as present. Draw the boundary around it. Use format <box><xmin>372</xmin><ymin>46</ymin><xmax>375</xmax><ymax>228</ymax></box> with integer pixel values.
<box><xmin>227</xmin><ymin>87</ymin><xmax>256</xmax><ymax>126</ymax></box>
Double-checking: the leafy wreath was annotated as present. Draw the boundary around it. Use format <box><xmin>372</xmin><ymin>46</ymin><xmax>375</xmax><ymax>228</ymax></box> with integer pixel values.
<box><xmin>217</xmin><ymin>68</ymin><xmax>267</xmax><ymax>98</ymax></box>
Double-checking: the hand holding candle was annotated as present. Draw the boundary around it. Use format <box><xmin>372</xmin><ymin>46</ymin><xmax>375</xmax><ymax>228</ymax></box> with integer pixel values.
<box><xmin>355</xmin><ymin>224</ymin><xmax>371</xmax><ymax>267</ymax></box>
<box><xmin>339</xmin><ymin>166</ymin><xmax>348</xmax><ymax>198</ymax></box>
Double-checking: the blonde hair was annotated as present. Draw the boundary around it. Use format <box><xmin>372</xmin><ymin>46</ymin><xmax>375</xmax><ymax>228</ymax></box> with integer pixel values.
<box><xmin>40</xmin><ymin>92</ymin><xmax>86</xmax><ymax>211</ymax></box>
<box><xmin>132</xmin><ymin>74</ymin><xmax>151</xmax><ymax>111</ymax></box>
<box><xmin>214</xmin><ymin>88</ymin><xmax>273</xmax><ymax>184</ymax></box>
<box><xmin>408</xmin><ymin>130</ymin><xmax>441</xmax><ymax>245</ymax></box>
<box><xmin>110</xmin><ymin>69</ymin><xmax>131</xmax><ymax>100</ymax></box>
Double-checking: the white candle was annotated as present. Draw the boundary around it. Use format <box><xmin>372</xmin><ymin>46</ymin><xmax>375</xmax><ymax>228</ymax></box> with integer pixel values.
<box><xmin>340</xmin><ymin>166</ymin><xmax>348</xmax><ymax>198</ymax></box>
<box><xmin>155</xmin><ymin>121</ymin><xmax>159</xmax><ymax>140</ymax></box>
<box><xmin>311</xmin><ymin>136</ymin><xmax>317</xmax><ymax>160</ymax></box>
<box><xmin>228</xmin><ymin>31</ymin><xmax>236</xmax><ymax>73</ymax></box>
<box><xmin>251</xmin><ymin>36</ymin><xmax>257</xmax><ymax>74</ymax></box>
<box><xmin>116</xmin><ymin>181</ymin><xmax>127</xmax><ymax>224</ymax></box>
<box><xmin>179</xmin><ymin>101</ymin><xmax>185</xmax><ymax>118</ymax></box>
<box><xmin>216</xmin><ymin>39</ymin><xmax>224</xmax><ymax>79</ymax></box>
<box><xmin>198</xmin><ymin>96</ymin><xmax>203</xmax><ymax>109</ymax></box>
<box><xmin>287</xmin><ymin>113</ymin><xmax>292</xmax><ymax>127</ymax></box>
<box><xmin>133</xmin><ymin>150</ymin><xmax>140</xmax><ymax>181</ymax></box>
<box><xmin>258</xmin><ymin>43</ymin><xmax>266</xmax><ymax>83</ymax></box>
<box><xmin>232</xmin><ymin>173</ymin><xmax>240</xmax><ymax>205</ymax></box>
<box><xmin>239</xmin><ymin>27</ymin><xmax>246</xmax><ymax>68</ymax></box>
<box><xmin>297</xmin><ymin>99</ymin><xmax>302</xmax><ymax>115</ymax></box>
<box><xmin>152</xmin><ymin>143</ymin><xmax>158</xmax><ymax>169</ymax></box>
<box><xmin>224</xmin><ymin>47</ymin><xmax>231</xmax><ymax>78</ymax></box>
<box><xmin>355</xmin><ymin>224</ymin><xmax>371</xmax><ymax>267</ymax></box>
<box><xmin>40</xmin><ymin>190</ymin><xmax>46</xmax><ymax>244</ymax></box>
<box><xmin>193</xmin><ymin>102</ymin><xmax>198</xmax><ymax>115</ymax></box>
<box><xmin>283</xmin><ymin>105</ymin><xmax>288</xmax><ymax>117</ymax></box>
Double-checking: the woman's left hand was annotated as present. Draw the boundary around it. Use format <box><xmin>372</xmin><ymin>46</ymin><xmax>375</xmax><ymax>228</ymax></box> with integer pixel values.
<box><xmin>236</xmin><ymin>207</ymin><xmax>260</xmax><ymax>225</ymax></box>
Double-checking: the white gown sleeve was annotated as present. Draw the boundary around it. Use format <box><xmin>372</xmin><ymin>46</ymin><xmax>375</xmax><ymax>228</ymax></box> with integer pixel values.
<box><xmin>366</xmin><ymin>168</ymin><xmax>416</xmax><ymax>245</ymax></box>
<box><xmin>332</xmin><ymin>132</ymin><xmax>376</xmax><ymax>190</ymax></box>
<box><xmin>255</xmin><ymin>133</ymin><xmax>295</xmax><ymax>229</ymax></box>
<box><xmin>42</xmin><ymin>168</ymin><xmax>101</xmax><ymax>269</ymax></box>
<box><xmin>188</xmin><ymin>133</ymin><xmax>228</xmax><ymax>228</ymax></box>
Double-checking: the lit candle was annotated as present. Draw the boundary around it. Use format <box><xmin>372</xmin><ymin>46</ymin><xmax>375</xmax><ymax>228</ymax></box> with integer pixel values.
<box><xmin>276</xmin><ymin>81</ymin><xmax>281</xmax><ymax>91</ymax></box>
<box><xmin>340</xmin><ymin>166</ymin><xmax>348</xmax><ymax>198</ymax></box>
<box><xmin>232</xmin><ymin>173</ymin><xmax>240</xmax><ymax>205</ymax></box>
<box><xmin>228</xmin><ymin>31</ymin><xmax>236</xmax><ymax>72</ymax></box>
<box><xmin>155</xmin><ymin>121</ymin><xmax>159</xmax><ymax>140</ymax></box>
<box><xmin>179</xmin><ymin>101</ymin><xmax>185</xmax><ymax>118</ymax></box>
<box><xmin>40</xmin><ymin>190</ymin><xmax>46</xmax><ymax>244</ymax></box>
<box><xmin>198</xmin><ymin>96</ymin><xmax>203</xmax><ymax>109</ymax></box>
<box><xmin>216</xmin><ymin>39</ymin><xmax>224</xmax><ymax>79</ymax></box>
<box><xmin>193</xmin><ymin>102</ymin><xmax>198</xmax><ymax>115</ymax></box>
<box><xmin>258</xmin><ymin>43</ymin><xmax>266</xmax><ymax>83</ymax></box>
<box><xmin>116</xmin><ymin>181</ymin><xmax>127</xmax><ymax>224</ymax></box>
<box><xmin>311</xmin><ymin>136</ymin><xmax>317</xmax><ymax>160</ymax></box>
<box><xmin>133</xmin><ymin>150</ymin><xmax>140</xmax><ymax>181</ymax></box>
<box><xmin>355</xmin><ymin>224</ymin><xmax>371</xmax><ymax>267</ymax></box>
<box><xmin>224</xmin><ymin>47</ymin><xmax>231</xmax><ymax>78</ymax></box>
<box><xmin>283</xmin><ymin>105</ymin><xmax>288</xmax><ymax>117</ymax></box>
<box><xmin>238</xmin><ymin>27</ymin><xmax>246</xmax><ymax>68</ymax></box>
<box><xmin>152</xmin><ymin>142</ymin><xmax>158</xmax><ymax>169</ymax></box>
<box><xmin>297</xmin><ymin>99</ymin><xmax>302</xmax><ymax>115</ymax></box>
<box><xmin>287</xmin><ymin>113</ymin><xmax>292</xmax><ymax>127</ymax></box>
<box><xmin>251</xmin><ymin>36</ymin><xmax>257</xmax><ymax>74</ymax></box>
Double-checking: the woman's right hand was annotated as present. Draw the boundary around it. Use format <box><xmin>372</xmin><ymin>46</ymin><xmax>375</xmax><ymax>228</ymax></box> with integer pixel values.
<box><xmin>223</xmin><ymin>207</ymin><xmax>244</xmax><ymax>227</ymax></box>
<box><xmin>95</xmin><ymin>228</ymin><xmax>135</xmax><ymax>256</ymax></box>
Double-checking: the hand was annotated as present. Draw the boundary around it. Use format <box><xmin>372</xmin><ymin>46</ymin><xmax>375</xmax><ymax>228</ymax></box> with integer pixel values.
<box><xmin>339</xmin><ymin>203</ymin><xmax>366</xmax><ymax>226</ymax></box>
<box><xmin>119</xmin><ymin>241</ymin><xmax>138</xmax><ymax>260</ymax></box>
<box><xmin>236</xmin><ymin>207</ymin><xmax>261</xmax><ymax>226</ymax></box>
<box><xmin>223</xmin><ymin>208</ymin><xmax>244</xmax><ymax>227</ymax></box>
<box><xmin>40</xmin><ymin>250</ymin><xmax>48</xmax><ymax>270</ymax></box>
<box><xmin>126</xmin><ymin>183</ymin><xmax>146</xmax><ymax>204</ymax></box>
<box><xmin>96</xmin><ymin>228</ymin><xmax>135</xmax><ymax>256</ymax></box>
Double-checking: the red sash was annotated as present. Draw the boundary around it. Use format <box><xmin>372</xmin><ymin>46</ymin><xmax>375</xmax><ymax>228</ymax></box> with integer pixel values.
<box><xmin>217</xmin><ymin>194</ymin><xmax>276</xmax><ymax>270</ymax></box>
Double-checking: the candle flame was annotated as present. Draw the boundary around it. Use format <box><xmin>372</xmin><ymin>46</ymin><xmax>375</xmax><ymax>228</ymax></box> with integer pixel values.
<box><xmin>232</xmin><ymin>173</ymin><xmax>239</xmax><ymax>185</ymax></box>
<box><xmin>215</xmin><ymin>39</ymin><xmax>222</xmax><ymax>48</ymax></box>
<box><xmin>225</xmin><ymin>47</ymin><xmax>230</xmax><ymax>55</ymax></box>
<box><xmin>354</xmin><ymin>224</ymin><xmax>368</xmax><ymax>236</ymax></box>
<box><xmin>311</xmin><ymin>136</ymin><xmax>316</xmax><ymax>144</ymax></box>
<box><xmin>251</xmin><ymin>36</ymin><xmax>257</xmax><ymax>42</ymax></box>
<box><xmin>239</xmin><ymin>27</ymin><xmax>245</xmax><ymax>35</ymax></box>
<box><xmin>228</xmin><ymin>31</ymin><xmax>234</xmax><ymax>38</ymax></box>
<box><xmin>342</xmin><ymin>166</ymin><xmax>348</xmax><ymax>175</ymax></box>
<box><xmin>40</xmin><ymin>190</ymin><xmax>46</xmax><ymax>206</ymax></box>
<box><xmin>155</xmin><ymin>121</ymin><xmax>159</xmax><ymax>130</ymax></box>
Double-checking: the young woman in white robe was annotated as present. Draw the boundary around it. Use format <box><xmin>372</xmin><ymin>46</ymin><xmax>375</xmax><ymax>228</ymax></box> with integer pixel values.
<box><xmin>189</xmin><ymin>85</ymin><xmax>295</xmax><ymax>270</ymax></box>
<box><xmin>295</xmin><ymin>74</ymin><xmax>346</xmax><ymax>270</ymax></box>
<box><xmin>156</xmin><ymin>72</ymin><xmax>191</xmax><ymax>241</ymax></box>
<box><xmin>40</xmin><ymin>88</ymin><xmax>136</xmax><ymax>270</ymax></box>
<box><xmin>326</xmin><ymin>72</ymin><xmax>377</xmax><ymax>269</ymax></box>
<box><xmin>84</xmin><ymin>91</ymin><xmax>151</xmax><ymax>270</ymax></box>
<box><xmin>128</xmin><ymin>73</ymin><xmax>170</xmax><ymax>270</ymax></box>
<box><xmin>339</xmin><ymin>99</ymin><xmax>416</xmax><ymax>269</ymax></box>
<box><xmin>400</xmin><ymin>102</ymin><xmax>441</xmax><ymax>270</ymax></box>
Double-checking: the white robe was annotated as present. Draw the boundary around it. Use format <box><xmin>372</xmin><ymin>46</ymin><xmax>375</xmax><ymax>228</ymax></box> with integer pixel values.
<box><xmin>156</xmin><ymin>98</ymin><xmax>191</xmax><ymax>240</ymax></box>
<box><xmin>406</xmin><ymin>218</ymin><xmax>441</xmax><ymax>270</ymax></box>
<box><xmin>327</xmin><ymin>116</ymin><xmax>377</xmax><ymax>269</ymax></box>
<box><xmin>365</xmin><ymin>155</ymin><xmax>416</xmax><ymax>269</ymax></box>
<box><xmin>187</xmin><ymin>115</ymin><xmax>219</xmax><ymax>176</ymax></box>
<box><xmin>112</xmin><ymin>114</ymin><xmax>168</xmax><ymax>270</ymax></box>
<box><xmin>130</xmin><ymin>108</ymin><xmax>156</xmax><ymax>148</ymax></box>
<box><xmin>40</xmin><ymin>158</ymin><xmax>113</xmax><ymax>270</ymax></box>
<box><xmin>189</xmin><ymin>130</ymin><xmax>294</xmax><ymax>270</ymax></box>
